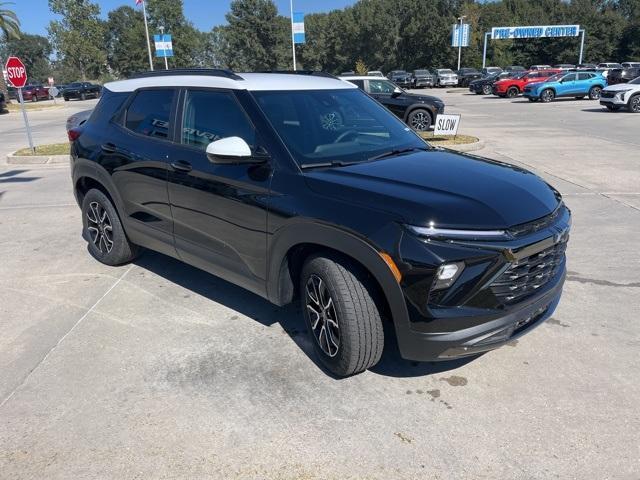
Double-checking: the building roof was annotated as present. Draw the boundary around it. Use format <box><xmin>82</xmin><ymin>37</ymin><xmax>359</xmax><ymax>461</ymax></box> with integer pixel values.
<box><xmin>105</xmin><ymin>72</ymin><xmax>357</xmax><ymax>93</ymax></box>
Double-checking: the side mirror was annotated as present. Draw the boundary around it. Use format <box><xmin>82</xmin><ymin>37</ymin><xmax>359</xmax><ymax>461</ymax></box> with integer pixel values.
<box><xmin>392</xmin><ymin>87</ymin><xmax>402</xmax><ymax>97</ymax></box>
<box><xmin>206</xmin><ymin>137</ymin><xmax>263</xmax><ymax>164</ymax></box>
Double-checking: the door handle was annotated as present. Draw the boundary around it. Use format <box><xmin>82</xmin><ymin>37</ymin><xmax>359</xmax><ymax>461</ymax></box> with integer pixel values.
<box><xmin>171</xmin><ymin>160</ymin><xmax>192</xmax><ymax>173</ymax></box>
<box><xmin>101</xmin><ymin>143</ymin><xmax>117</xmax><ymax>153</ymax></box>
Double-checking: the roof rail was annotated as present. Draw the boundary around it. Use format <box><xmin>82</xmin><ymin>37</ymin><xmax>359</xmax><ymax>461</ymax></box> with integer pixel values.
<box><xmin>257</xmin><ymin>70</ymin><xmax>338</xmax><ymax>79</ymax></box>
<box><xmin>129</xmin><ymin>68</ymin><xmax>244</xmax><ymax>81</ymax></box>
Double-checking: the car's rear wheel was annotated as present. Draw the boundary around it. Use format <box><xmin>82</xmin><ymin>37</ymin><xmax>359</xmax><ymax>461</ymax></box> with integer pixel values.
<box><xmin>82</xmin><ymin>189</ymin><xmax>140</xmax><ymax>265</ymax></box>
<box><xmin>588</xmin><ymin>86</ymin><xmax>602</xmax><ymax>100</ymax></box>
<box><xmin>628</xmin><ymin>94</ymin><xmax>640</xmax><ymax>113</ymax></box>
<box><xmin>407</xmin><ymin>108</ymin><xmax>432</xmax><ymax>132</ymax></box>
<box><xmin>80</xmin><ymin>92</ymin><xmax>87</xmax><ymax>101</ymax></box>
<box><xmin>482</xmin><ymin>84</ymin><xmax>492</xmax><ymax>95</ymax></box>
<box><xmin>300</xmin><ymin>254</ymin><xmax>384</xmax><ymax>377</ymax></box>
<box><xmin>540</xmin><ymin>89</ymin><xmax>555</xmax><ymax>103</ymax></box>
<box><xmin>64</xmin><ymin>96</ymin><xmax>69</xmax><ymax>101</ymax></box>
<box><xmin>31</xmin><ymin>95</ymin><xmax>37</xmax><ymax>103</ymax></box>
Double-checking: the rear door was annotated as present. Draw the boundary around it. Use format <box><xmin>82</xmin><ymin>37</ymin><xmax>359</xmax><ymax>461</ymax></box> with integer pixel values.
<box><xmin>107</xmin><ymin>88</ymin><xmax>178</xmax><ymax>256</ymax></box>
<box><xmin>167</xmin><ymin>88</ymin><xmax>271</xmax><ymax>295</ymax></box>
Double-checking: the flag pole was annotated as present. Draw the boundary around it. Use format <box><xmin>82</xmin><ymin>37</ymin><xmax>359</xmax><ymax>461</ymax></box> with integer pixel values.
<box><xmin>289</xmin><ymin>0</ymin><xmax>296</xmax><ymax>71</ymax></box>
<box><xmin>141</xmin><ymin>0</ymin><xmax>154</xmax><ymax>71</ymax></box>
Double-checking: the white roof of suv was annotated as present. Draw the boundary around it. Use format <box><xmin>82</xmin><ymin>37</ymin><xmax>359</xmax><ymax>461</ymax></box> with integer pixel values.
<box><xmin>105</xmin><ymin>71</ymin><xmax>357</xmax><ymax>93</ymax></box>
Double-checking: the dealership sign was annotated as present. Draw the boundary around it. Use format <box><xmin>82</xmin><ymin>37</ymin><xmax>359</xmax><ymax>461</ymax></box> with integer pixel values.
<box><xmin>491</xmin><ymin>24</ymin><xmax>580</xmax><ymax>40</ymax></box>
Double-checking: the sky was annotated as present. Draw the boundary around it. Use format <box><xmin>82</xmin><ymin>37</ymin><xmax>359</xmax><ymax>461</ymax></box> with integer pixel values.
<box><xmin>11</xmin><ymin>0</ymin><xmax>357</xmax><ymax>36</ymax></box>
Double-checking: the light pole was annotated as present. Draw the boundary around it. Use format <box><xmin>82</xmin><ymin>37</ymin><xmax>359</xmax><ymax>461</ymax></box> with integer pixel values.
<box><xmin>457</xmin><ymin>15</ymin><xmax>466</xmax><ymax>71</ymax></box>
<box><xmin>289</xmin><ymin>0</ymin><xmax>297</xmax><ymax>70</ymax></box>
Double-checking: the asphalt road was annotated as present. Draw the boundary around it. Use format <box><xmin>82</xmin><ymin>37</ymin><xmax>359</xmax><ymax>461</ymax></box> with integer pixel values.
<box><xmin>0</xmin><ymin>91</ymin><xmax>639</xmax><ymax>479</ymax></box>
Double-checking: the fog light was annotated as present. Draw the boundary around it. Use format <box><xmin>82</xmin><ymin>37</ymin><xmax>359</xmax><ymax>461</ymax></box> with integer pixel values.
<box><xmin>432</xmin><ymin>262</ymin><xmax>464</xmax><ymax>290</ymax></box>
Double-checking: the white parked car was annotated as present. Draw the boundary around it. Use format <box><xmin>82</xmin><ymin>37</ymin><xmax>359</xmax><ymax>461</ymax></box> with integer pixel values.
<box><xmin>599</xmin><ymin>76</ymin><xmax>640</xmax><ymax>112</ymax></box>
<box><xmin>434</xmin><ymin>69</ymin><xmax>458</xmax><ymax>87</ymax></box>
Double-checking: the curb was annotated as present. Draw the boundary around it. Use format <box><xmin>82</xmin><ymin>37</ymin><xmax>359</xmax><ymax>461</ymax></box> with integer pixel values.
<box><xmin>438</xmin><ymin>138</ymin><xmax>485</xmax><ymax>153</ymax></box>
<box><xmin>6</xmin><ymin>153</ymin><xmax>70</xmax><ymax>165</ymax></box>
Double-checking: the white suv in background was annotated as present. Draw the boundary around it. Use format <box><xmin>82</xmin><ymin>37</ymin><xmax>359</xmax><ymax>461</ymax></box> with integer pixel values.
<box><xmin>599</xmin><ymin>76</ymin><xmax>640</xmax><ymax>112</ymax></box>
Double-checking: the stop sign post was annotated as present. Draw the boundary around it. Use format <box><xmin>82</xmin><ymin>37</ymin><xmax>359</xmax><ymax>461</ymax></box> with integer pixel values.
<box><xmin>5</xmin><ymin>56</ymin><xmax>35</xmax><ymax>153</ymax></box>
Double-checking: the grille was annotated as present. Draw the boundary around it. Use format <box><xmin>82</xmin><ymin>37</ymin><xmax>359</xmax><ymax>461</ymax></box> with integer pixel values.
<box><xmin>600</xmin><ymin>90</ymin><xmax>615</xmax><ymax>99</ymax></box>
<box><xmin>491</xmin><ymin>237</ymin><xmax>568</xmax><ymax>304</ymax></box>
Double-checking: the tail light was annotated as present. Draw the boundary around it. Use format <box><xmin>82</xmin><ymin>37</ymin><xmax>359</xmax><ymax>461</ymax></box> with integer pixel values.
<box><xmin>67</xmin><ymin>128</ymin><xmax>82</xmax><ymax>142</ymax></box>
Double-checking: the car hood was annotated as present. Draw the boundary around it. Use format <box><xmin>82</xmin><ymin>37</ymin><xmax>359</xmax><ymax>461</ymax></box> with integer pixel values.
<box><xmin>402</xmin><ymin>92</ymin><xmax>443</xmax><ymax>104</ymax></box>
<box><xmin>603</xmin><ymin>83</ymin><xmax>639</xmax><ymax>92</ymax></box>
<box><xmin>526</xmin><ymin>81</ymin><xmax>551</xmax><ymax>89</ymax></box>
<box><xmin>304</xmin><ymin>150</ymin><xmax>559</xmax><ymax>229</ymax></box>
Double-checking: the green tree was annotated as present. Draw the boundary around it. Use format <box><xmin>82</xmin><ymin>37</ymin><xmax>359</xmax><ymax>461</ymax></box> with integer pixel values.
<box><xmin>0</xmin><ymin>33</ymin><xmax>52</xmax><ymax>83</ymax></box>
<box><xmin>106</xmin><ymin>6</ymin><xmax>148</xmax><ymax>77</ymax></box>
<box><xmin>213</xmin><ymin>0</ymin><xmax>289</xmax><ymax>71</ymax></box>
<box><xmin>48</xmin><ymin>0</ymin><xmax>106</xmax><ymax>80</ymax></box>
<box><xmin>0</xmin><ymin>1</ymin><xmax>20</xmax><ymax>100</ymax></box>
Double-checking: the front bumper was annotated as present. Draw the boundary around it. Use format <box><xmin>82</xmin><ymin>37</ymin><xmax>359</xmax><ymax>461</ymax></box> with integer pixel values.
<box><xmin>388</xmin><ymin>205</ymin><xmax>571</xmax><ymax>362</ymax></box>
<box><xmin>599</xmin><ymin>93</ymin><xmax>627</xmax><ymax>106</ymax></box>
<box><xmin>439</xmin><ymin>79</ymin><xmax>458</xmax><ymax>86</ymax></box>
<box><xmin>414</xmin><ymin>80</ymin><xmax>434</xmax><ymax>87</ymax></box>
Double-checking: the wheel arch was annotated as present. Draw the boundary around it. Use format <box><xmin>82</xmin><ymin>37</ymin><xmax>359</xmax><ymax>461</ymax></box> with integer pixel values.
<box><xmin>73</xmin><ymin>159</ymin><xmax>126</xmax><ymax>215</ymax></box>
<box><xmin>267</xmin><ymin>223</ymin><xmax>408</xmax><ymax>328</ymax></box>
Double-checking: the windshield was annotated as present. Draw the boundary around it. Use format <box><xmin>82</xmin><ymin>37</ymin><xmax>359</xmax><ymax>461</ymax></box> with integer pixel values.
<box><xmin>630</xmin><ymin>77</ymin><xmax>640</xmax><ymax>85</ymax></box>
<box><xmin>545</xmin><ymin>74</ymin><xmax>565</xmax><ymax>82</ymax></box>
<box><xmin>438</xmin><ymin>69</ymin><xmax>454</xmax><ymax>74</ymax></box>
<box><xmin>414</xmin><ymin>70</ymin><xmax>429</xmax><ymax>75</ymax></box>
<box><xmin>253</xmin><ymin>89</ymin><xmax>427</xmax><ymax>168</ymax></box>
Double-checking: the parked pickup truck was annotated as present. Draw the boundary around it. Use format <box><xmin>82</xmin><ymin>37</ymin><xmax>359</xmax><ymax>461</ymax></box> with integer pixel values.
<box><xmin>63</xmin><ymin>82</ymin><xmax>101</xmax><ymax>101</ymax></box>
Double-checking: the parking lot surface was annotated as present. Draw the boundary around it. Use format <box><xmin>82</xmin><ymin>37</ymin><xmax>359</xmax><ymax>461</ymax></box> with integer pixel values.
<box><xmin>1</xmin><ymin>91</ymin><xmax>639</xmax><ymax>479</ymax></box>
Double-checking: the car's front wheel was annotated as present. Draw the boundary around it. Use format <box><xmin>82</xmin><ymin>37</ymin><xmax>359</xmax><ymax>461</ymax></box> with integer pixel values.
<box><xmin>588</xmin><ymin>86</ymin><xmax>602</xmax><ymax>100</ymax></box>
<box><xmin>628</xmin><ymin>94</ymin><xmax>640</xmax><ymax>113</ymax></box>
<box><xmin>407</xmin><ymin>108</ymin><xmax>432</xmax><ymax>132</ymax></box>
<box><xmin>82</xmin><ymin>189</ymin><xmax>140</xmax><ymax>265</ymax></box>
<box><xmin>80</xmin><ymin>92</ymin><xmax>87</xmax><ymax>101</ymax></box>
<box><xmin>300</xmin><ymin>254</ymin><xmax>384</xmax><ymax>377</ymax></box>
<box><xmin>506</xmin><ymin>86</ymin><xmax>519</xmax><ymax>98</ymax></box>
<box><xmin>540</xmin><ymin>89</ymin><xmax>555</xmax><ymax>103</ymax></box>
<box><xmin>482</xmin><ymin>84</ymin><xmax>492</xmax><ymax>95</ymax></box>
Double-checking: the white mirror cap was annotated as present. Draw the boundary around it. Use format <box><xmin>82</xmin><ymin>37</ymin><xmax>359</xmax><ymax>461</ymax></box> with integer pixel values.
<box><xmin>206</xmin><ymin>136</ymin><xmax>251</xmax><ymax>158</ymax></box>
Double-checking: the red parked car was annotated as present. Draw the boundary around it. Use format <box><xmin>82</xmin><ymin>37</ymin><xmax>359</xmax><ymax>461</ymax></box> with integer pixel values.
<box><xmin>21</xmin><ymin>84</ymin><xmax>50</xmax><ymax>102</ymax></box>
<box><xmin>492</xmin><ymin>69</ymin><xmax>563</xmax><ymax>98</ymax></box>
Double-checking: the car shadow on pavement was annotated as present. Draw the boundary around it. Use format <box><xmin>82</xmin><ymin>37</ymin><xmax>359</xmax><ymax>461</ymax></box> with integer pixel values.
<box><xmin>134</xmin><ymin>251</ymin><xmax>474</xmax><ymax>379</ymax></box>
<box><xmin>0</xmin><ymin>169</ymin><xmax>41</xmax><ymax>184</ymax></box>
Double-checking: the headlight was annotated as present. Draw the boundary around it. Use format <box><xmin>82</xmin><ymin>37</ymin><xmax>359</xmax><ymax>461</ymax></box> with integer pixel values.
<box><xmin>406</xmin><ymin>224</ymin><xmax>509</xmax><ymax>241</ymax></box>
<box><xmin>616</xmin><ymin>89</ymin><xmax>632</xmax><ymax>100</ymax></box>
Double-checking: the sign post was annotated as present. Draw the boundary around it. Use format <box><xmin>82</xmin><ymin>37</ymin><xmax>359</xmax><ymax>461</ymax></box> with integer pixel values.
<box><xmin>5</xmin><ymin>56</ymin><xmax>35</xmax><ymax>154</ymax></box>
<box><xmin>289</xmin><ymin>2</ymin><xmax>305</xmax><ymax>71</ymax></box>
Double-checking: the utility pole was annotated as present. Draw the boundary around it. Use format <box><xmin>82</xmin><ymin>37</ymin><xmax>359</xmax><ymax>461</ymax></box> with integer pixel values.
<box><xmin>457</xmin><ymin>16</ymin><xmax>466</xmax><ymax>71</ymax></box>
<box><xmin>140</xmin><ymin>0</ymin><xmax>154</xmax><ymax>71</ymax></box>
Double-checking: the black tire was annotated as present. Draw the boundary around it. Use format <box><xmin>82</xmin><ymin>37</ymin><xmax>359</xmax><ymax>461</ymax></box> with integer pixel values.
<box><xmin>31</xmin><ymin>94</ymin><xmax>37</xmax><ymax>102</ymax></box>
<box><xmin>81</xmin><ymin>189</ymin><xmax>140</xmax><ymax>265</ymax></box>
<box><xmin>407</xmin><ymin>108</ymin><xmax>432</xmax><ymax>132</ymax></box>
<box><xmin>540</xmin><ymin>89</ymin><xmax>555</xmax><ymax>103</ymax></box>
<box><xmin>300</xmin><ymin>254</ymin><xmax>384</xmax><ymax>377</ymax></box>
<box><xmin>64</xmin><ymin>96</ymin><xmax>69</xmax><ymax>102</ymax></box>
<box><xmin>482</xmin><ymin>84</ymin><xmax>492</xmax><ymax>95</ymax></box>
<box><xmin>80</xmin><ymin>92</ymin><xmax>87</xmax><ymax>101</ymax></box>
<box><xmin>628</xmin><ymin>94</ymin><xmax>640</xmax><ymax>113</ymax></box>
<box><xmin>588</xmin><ymin>86</ymin><xmax>602</xmax><ymax>100</ymax></box>
<box><xmin>605</xmin><ymin>105</ymin><xmax>620</xmax><ymax>111</ymax></box>
<box><xmin>506</xmin><ymin>86</ymin><xmax>519</xmax><ymax>98</ymax></box>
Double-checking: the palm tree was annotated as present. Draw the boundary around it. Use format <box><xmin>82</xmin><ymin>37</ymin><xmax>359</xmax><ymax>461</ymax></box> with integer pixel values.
<box><xmin>0</xmin><ymin>2</ymin><xmax>21</xmax><ymax>101</ymax></box>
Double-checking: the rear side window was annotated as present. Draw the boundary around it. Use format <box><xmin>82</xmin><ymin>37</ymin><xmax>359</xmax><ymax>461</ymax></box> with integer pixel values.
<box><xmin>181</xmin><ymin>90</ymin><xmax>255</xmax><ymax>150</ymax></box>
<box><xmin>88</xmin><ymin>88</ymin><xmax>129</xmax><ymax>125</ymax></box>
<box><xmin>125</xmin><ymin>89</ymin><xmax>175</xmax><ymax>139</ymax></box>
<box><xmin>577</xmin><ymin>73</ymin><xmax>592</xmax><ymax>80</ymax></box>
<box><xmin>349</xmin><ymin>80</ymin><xmax>365</xmax><ymax>89</ymax></box>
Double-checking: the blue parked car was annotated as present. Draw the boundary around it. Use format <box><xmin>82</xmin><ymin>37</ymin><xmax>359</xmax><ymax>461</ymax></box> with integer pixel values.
<box><xmin>523</xmin><ymin>72</ymin><xmax>607</xmax><ymax>102</ymax></box>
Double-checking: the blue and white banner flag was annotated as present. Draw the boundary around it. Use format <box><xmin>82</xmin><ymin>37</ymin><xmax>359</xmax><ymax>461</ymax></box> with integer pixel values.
<box><xmin>292</xmin><ymin>12</ymin><xmax>305</xmax><ymax>44</ymax></box>
<box><xmin>154</xmin><ymin>34</ymin><xmax>173</xmax><ymax>58</ymax></box>
<box><xmin>451</xmin><ymin>24</ymin><xmax>470</xmax><ymax>47</ymax></box>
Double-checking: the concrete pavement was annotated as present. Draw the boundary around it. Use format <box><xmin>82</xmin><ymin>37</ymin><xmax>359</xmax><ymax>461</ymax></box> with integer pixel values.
<box><xmin>0</xmin><ymin>92</ymin><xmax>639</xmax><ymax>479</ymax></box>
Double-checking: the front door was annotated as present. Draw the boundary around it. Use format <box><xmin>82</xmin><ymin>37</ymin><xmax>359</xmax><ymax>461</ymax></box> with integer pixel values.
<box><xmin>366</xmin><ymin>79</ymin><xmax>406</xmax><ymax>118</ymax></box>
<box><xmin>167</xmin><ymin>88</ymin><xmax>271</xmax><ymax>296</ymax></box>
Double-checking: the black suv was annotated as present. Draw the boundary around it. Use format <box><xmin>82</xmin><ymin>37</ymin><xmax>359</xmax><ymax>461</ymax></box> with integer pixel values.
<box><xmin>0</xmin><ymin>91</ymin><xmax>6</xmax><ymax>113</ymax></box>
<box><xmin>456</xmin><ymin>68</ymin><xmax>482</xmax><ymax>87</ymax></box>
<box><xmin>340</xmin><ymin>75</ymin><xmax>444</xmax><ymax>131</ymax></box>
<box><xmin>608</xmin><ymin>66</ymin><xmax>640</xmax><ymax>85</ymax></box>
<box><xmin>469</xmin><ymin>71</ymin><xmax>515</xmax><ymax>95</ymax></box>
<box><xmin>387</xmin><ymin>70</ymin><xmax>413</xmax><ymax>88</ymax></box>
<box><xmin>63</xmin><ymin>82</ymin><xmax>102</xmax><ymax>101</ymax></box>
<box><xmin>70</xmin><ymin>69</ymin><xmax>570</xmax><ymax>377</ymax></box>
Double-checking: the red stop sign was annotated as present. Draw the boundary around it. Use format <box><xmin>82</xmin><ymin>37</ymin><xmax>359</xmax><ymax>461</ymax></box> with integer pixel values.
<box><xmin>5</xmin><ymin>56</ymin><xmax>28</xmax><ymax>88</ymax></box>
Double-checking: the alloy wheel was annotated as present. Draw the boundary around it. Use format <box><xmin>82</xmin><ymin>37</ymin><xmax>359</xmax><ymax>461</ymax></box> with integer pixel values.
<box><xmin>410</xmin><ymin>111</ymin><xmax>430</xmax><ymax>131</ymax></box>
<box><xmin>482</xmin><ymin>85</ymin><xmax>491</xmax><ymax>95</ymax></box>
<box><xmin>590</xmin><ymin>87</ymin><xmax>601</xmax><ymax>100</ymax></box>
<box><xmin>306</xmin><ymin>274</ymin><xmax>340</xmax><ymax>357</ymax></box>
<box><xmin>86</xmin><ymin>201</ymin><xmax>114</xmax><ymax>254</ymax></box>
<box><xmin>541</xmin><ymin>90</ymin><xmax>554</xmax><ymax>102</ymax></box>
<box><xmin>630</xmin><ymin>96</ymin><xmax>640</xmax><ymax>112</ymax></box>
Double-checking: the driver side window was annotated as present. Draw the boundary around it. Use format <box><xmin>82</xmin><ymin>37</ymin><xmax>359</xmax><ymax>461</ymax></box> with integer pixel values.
<box><xmin>368</xmin><ymin>80</ymin><xmax>396</xmax><ymax>94</ymax></box>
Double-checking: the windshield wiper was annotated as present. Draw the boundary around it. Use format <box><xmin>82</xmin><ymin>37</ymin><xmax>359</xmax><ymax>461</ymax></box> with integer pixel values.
<box><xmin>367</xmin><ymin>146</ymin><xmax>430</xmax><ymax>162</ymax></box>
<box><xmin>300</xmin><ymin>160</ymin><xmax>361</xmax><ymax>170</ymax></box>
